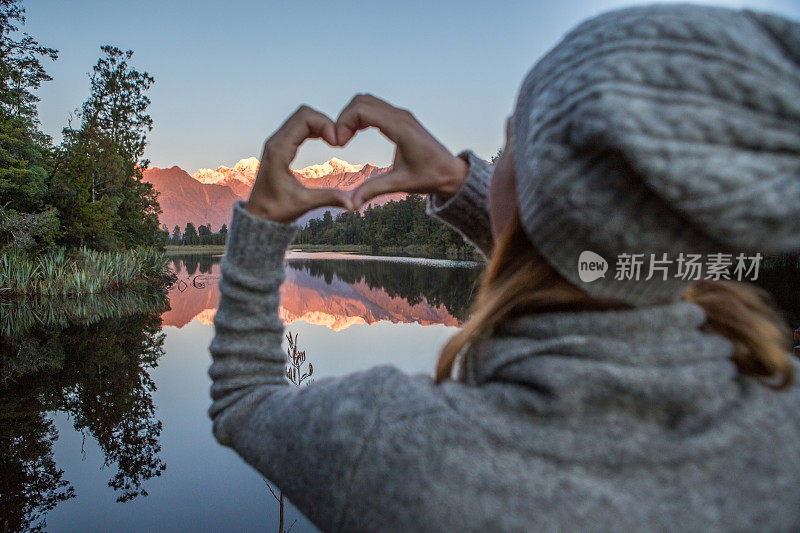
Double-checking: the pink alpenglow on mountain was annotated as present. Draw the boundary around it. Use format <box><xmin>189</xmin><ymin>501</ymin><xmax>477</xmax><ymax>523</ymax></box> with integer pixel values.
<box><xmin>143</xmin><ymin>157</ymin><xmax>403</xmax><ymax>230</ymax></box>
<box><xmin>192</xmin><ymin>157</ymin><xmax>260</xmax><ymax>199</ymax></box>
<box><xmin>142</xmin><ymin>166</ymin><xmax>240</xmax><ymax>231</ymax></box>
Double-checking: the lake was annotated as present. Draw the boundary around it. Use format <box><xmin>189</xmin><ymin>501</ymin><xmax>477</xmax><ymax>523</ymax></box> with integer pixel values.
<box><xmin>0</xmin><ymin>253</ymin><xmax>481</xmax><ymax>532</ymax></box>
<box><xmin>3</xmin><ymin>252</ymin><xmax>797</xmax><ymax>532</ymax></box>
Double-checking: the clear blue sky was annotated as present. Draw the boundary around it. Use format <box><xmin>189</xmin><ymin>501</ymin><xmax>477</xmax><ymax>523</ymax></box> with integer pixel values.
<box><xmin>26</xmin><ymin>0</ymin><xmax>800</xmax><ymax>172</ymax></box>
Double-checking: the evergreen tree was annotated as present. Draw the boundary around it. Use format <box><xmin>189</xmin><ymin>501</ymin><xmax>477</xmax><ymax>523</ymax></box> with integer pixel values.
<box><xmin>197</xmin><ymin>224</ymin><xmax>212</xmax><ymax>244</ymax></box>
<box><xmin>159</xmin><ymin>223</ymin><xmax>169</xmax><ymax>245</ymax></box>
<box><xmin>170</xmin><ymin>225</ymin><xmax>181</xmax><ymax>244</ymax></box>
<box><xmin>50</xmin><ymin>46</ymin><xmax>160</xmax><ymax>250</ymax></box>
<box><xmin>0</xmin><ymin>0</ymin><xmax>59</xmax><ymax>250</ymax></box>
<box><xmin>183</xmin><ymin>222</ymin><xmax>197</xmax><ymax>245</ymax></box>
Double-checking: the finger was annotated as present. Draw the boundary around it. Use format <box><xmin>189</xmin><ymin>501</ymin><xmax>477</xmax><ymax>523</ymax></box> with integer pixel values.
<box><xmin>266</xmin><ymin>105</ymin><xmax>337</xmax><ymax>164</ymax></box>
<box><xmin>351</xmin><ymin>169</ymin><xmax>410</xmax><ymax>208</ymax></box>
<box><xmin>301</xmin><ymin>188</ymin><xmax>355</xmax><ymax>213</ymax></box>
<box><xmin>336</xmin><ymin>94</ymin><xmax>409</xmax><ymax>146</ymax></box>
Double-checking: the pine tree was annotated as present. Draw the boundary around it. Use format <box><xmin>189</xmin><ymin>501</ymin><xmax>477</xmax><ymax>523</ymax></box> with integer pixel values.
<box><xmin>197</xmin><ymin>224</ymin><xmax>212</xmax><ymax>244</ymax></box>
<box><xmin>183</xmin><ymin>222</ymin><xmax>197</xmax><ymax>245</ymax></box>
<box><xmin>171</xmin><ymin>225</ymin><xmax>181</xmax><ymax>244</ymax></box>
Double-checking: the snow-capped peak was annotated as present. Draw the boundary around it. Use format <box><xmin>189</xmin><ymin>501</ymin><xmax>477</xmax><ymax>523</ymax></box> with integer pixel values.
<box><xmin>294</xmin><ymin>158</ymin><xmax>364</xmax><ymax>179</ymax></box>
<box><xmin>192</xmin><ymin>156</ymin><xmax>368</xmax><ymax>185</ymax></box>
<box><xmin>233</xmin><ymin>156</ymin><xmax>260</xmax><ymax>173</ymax></box>
<box><xmin>192</xmin><ymin>157</ymin><xmax>260</xmax><ymax>185</ymax></box>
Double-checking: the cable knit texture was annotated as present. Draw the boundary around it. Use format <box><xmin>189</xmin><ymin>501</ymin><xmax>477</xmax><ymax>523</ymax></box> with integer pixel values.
<box><xmin>210</xmin><ymin>195</ymin><xmax>800</xmax><ymax>531</ymax></box>
<box><xmin>511</xmin><ymin>4</ymin><xmax>800</xmax><ymax>304</ymax></box>
<box><xmin>427</xmin><ymin>150</ymin><xmax>494</xmax><ymax>257</ymax></box>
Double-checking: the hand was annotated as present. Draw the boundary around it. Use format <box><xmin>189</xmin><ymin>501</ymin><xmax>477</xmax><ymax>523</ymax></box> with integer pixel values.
<box><xmin>246</xmin><ymin>106</ymin><xmax>354</xmax><ymax>223</ymax></box>
<box><xmin>336</xmin><ymin>94</ymin><xmax>468</xmax><ymax>209</ymax></box>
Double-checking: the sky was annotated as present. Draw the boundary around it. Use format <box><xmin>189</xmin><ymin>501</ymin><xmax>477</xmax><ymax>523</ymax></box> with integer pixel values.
<box><xmin>25</xmin><ymin>0</ymin><xmax>800</xmax><ymax>173</ymax></box>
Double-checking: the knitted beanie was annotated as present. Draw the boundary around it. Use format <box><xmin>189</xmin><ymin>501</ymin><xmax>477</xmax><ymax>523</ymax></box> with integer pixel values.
<box><xmin>511</xmin><ymin>4</ymin><xmax>800</xmax><ymax>305</ymax></box>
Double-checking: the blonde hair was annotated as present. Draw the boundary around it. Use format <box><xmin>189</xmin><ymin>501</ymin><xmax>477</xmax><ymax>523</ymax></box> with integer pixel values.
<box><xmin>436</xmin><ymin>212</ymin><xmax>794</xmax><ymax>389</ymax></box>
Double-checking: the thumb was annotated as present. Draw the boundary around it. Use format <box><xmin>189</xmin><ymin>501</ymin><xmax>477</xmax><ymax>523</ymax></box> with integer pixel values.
<box><xmin>351</xmin><ymin>169</ymin><xmax>409</xmax><ymax>209</ymax></box>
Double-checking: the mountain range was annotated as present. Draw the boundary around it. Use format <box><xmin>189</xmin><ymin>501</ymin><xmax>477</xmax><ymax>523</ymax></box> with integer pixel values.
<box><xmin>143</xmin><ymin>157</ymin><xmax>402</xmax><ymax>231</ymax></box>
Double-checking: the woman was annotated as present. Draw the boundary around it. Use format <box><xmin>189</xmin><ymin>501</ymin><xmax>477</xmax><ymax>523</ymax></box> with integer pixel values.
<box><xmin>209</xmin><ymin>5</ymin><xmax>800</xmax><ymax>531</ymax></box>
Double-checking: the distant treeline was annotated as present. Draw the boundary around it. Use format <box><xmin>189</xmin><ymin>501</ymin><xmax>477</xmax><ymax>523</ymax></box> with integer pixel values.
<box><xmin>295</xmin><ymin>195</ymin><xmax>477</xmax><ymax>259</ymax></box>
<box><xmin>166</xmin><ymin>223</ymin><xmax>227</xmax><ymax>246</ymax></box>
<box><xmin>166</xmin><ymin>195</ymin><xmax>478</xmax><ymax>259</ymax></box>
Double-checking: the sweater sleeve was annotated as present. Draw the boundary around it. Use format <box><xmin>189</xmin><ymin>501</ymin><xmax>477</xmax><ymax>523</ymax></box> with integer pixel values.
<box><xmin>426</xmin><ymin>150</ymin><xmax>494</xmax><ymax>257</ymax></box>
<box><xmin>208</xmin><ymin>201</ymin><xmax>469</xmax><ymax>531</ymax></box>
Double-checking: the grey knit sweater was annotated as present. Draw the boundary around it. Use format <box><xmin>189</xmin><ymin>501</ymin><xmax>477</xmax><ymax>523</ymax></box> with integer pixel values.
<box><xmin>209</xmin><ymin>155</ymin><xmax>800</xmax><ymax>532</ymax></box>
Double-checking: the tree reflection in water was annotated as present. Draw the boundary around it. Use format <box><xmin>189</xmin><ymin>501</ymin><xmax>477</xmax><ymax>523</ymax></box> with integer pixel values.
<box><xmin>286</xmin><ymin>258</ymin><xmax>482</xmax><ymax>323</ymax></box>
<box><xmin>0</xmin><ymin>289</ymin><xmax>169</xmax><ymax>531</ymax></box>
<box><xmin>0</xmin><ymin>402</ymin><xmax>73</xmax><ymax>533</ymax></box>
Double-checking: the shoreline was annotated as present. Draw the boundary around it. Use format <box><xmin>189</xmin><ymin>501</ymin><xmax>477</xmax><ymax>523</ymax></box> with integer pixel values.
<box><xmin>165</xmin><ymin>245</ymin><xmax>227</xmax><ymax>255</ymax></box>
<box><xmin>165</xmin><ymin>244</ymin><xmax>483</xmax><ymax>263</ymax></box>
<box><xmin>285</xmin><ymin>250</ymin><xmax>480</xmax><ymax>268</ymax></box>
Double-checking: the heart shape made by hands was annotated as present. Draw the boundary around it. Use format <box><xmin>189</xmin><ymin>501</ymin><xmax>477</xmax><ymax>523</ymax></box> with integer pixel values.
<box><xmin>245</xmin><ymin>94</ymin><xmax>467</xmax><ymax>224</ymax></box>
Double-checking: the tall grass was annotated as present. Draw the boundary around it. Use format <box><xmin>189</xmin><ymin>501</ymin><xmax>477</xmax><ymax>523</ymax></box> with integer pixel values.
<box><xmin>0</xmin><ymin>246</ymin><xmax>173</xmax><ymax>298</ymax></box>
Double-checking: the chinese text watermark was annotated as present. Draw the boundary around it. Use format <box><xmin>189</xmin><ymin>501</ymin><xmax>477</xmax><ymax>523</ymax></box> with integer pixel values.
<box><xmin>578</xmin><ymin>251</ymin><xmax>763</xmax><ymax>283</ymax></box>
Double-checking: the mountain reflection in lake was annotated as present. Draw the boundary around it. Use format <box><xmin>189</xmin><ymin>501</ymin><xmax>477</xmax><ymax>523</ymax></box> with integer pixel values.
<box><xmin>0</xmin><ymin>253</ymin><xmax>481</xmax><ymax>532</ymax></box>
<box><xmin>164</xmin><ymin>254</ymin><xmax>479</xmax><ymax>330</ymax></box>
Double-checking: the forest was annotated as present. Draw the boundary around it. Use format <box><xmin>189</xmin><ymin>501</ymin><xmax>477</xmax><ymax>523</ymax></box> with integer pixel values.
<box><xmin>0</xmin><ymin>0</ymin><xmax>170</xmax><ymax>295</ymax></box>
<box><xmin>294</xmin><ymin>195</ymin><xmax>478</xmax><ymax>260</ymax></box>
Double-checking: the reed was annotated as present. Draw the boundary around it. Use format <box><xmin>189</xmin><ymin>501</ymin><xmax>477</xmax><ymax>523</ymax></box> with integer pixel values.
<box><xmin>0</xmin><ymin>247</ymin><xmax>173</xmax><ymax>299</ymax></box>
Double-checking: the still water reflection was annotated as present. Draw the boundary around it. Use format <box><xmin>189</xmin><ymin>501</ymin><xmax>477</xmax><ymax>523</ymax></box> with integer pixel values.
<box><xmin>2</xmin><ymin>253</ymin><xmax>796</xmax><ymax>532</ymax></box>
<box><xmin>0</xmin><ymin>253</ymin><xmax>481</xmax><ymax>532</ymax></box>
